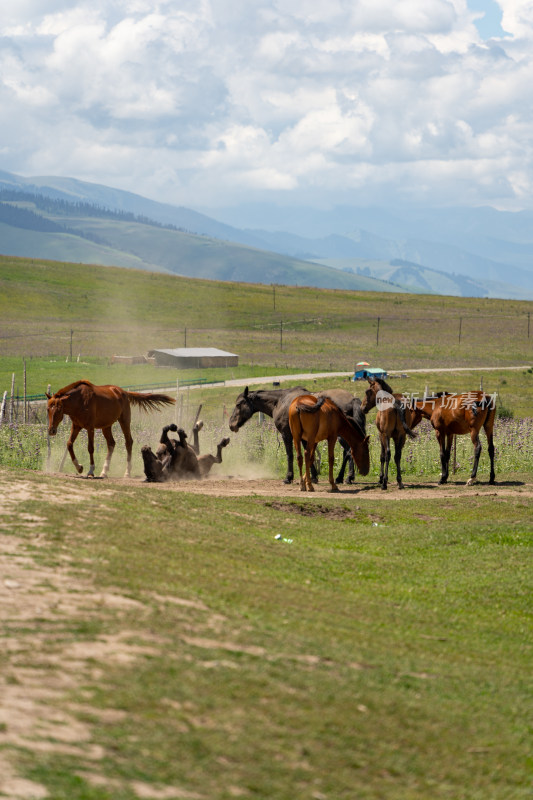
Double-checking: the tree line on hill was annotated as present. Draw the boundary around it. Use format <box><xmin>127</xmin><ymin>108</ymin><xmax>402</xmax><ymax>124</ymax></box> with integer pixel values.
<box><xmin>0</xmin><ymin>190</ymin><xmax>193</xmax><ymax>234</ymax></box>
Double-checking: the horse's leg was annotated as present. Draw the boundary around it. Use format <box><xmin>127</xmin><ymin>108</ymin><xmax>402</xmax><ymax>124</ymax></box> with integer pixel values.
<box><xmin>484</xmin><ymin>411</ymin><xmax>496</xmax><ymax>484</ymax></box>
<box><xmin>66</xmin><ymin>423</ymin><xmax>84</xmax><ymax>474</ymax></box>
<box><xmin>346</xmin><ymin>450</ymin><xmax>355</xmax><ymax>484</ymax></box>
<box><xmin>117</xmin><ymin>414</ymin><xmax>133</xmax><ymax>478</ymax></box>
<box><xmin>304</xmin><ymin>441</ymin><xmax>315</xmax><ymax>492</ymax></box>
<box><xmin>379</xmin><ymin>430</ymin><xmax>391</xmax><ymax>490</ymax></box>
<box><xmin>335</xmin><ymin>438</ymin><xmax>353</xmax><ymax>484</ymax></box>
<box><xmin>394</xmin><ymin>434</ymin><xmax>405</xmax><ymax>489</ymax></box>
<box><xmin>283</xmin><ymin>432</ymin><xmax>295</xmax><ymax>484</ymax></box>
<box><xmin>198</xmin><ymin>437</ymin><xmax>229</xmax><ymax>478</ymax></box>
<box><xmin>436</xmin><ymin>430</ymin><xmax>449</xmax><ymax>484</ymax></box>
<box><xmin>327</xmin><ymin>438</ymin><xmax>340</xmax><ymax>493</ymax></box>
<box><xmin>192</xmin><ymin>420</ymin><xmax>203</xmax><ymax>455</ymax></box>
<box><xmin>100</xmin><ymin>426</ymin><xmax>116</xmax><ymax>478</ymax></box>
<box><xmin>467</xmin><ymin>428</ymin><xmax>483</xmax><ymax>486</ymax></box>
<box><xmin>86</xmin><ymin>428</ymin><xmax>96</xmax><ymax>477</ymax></box>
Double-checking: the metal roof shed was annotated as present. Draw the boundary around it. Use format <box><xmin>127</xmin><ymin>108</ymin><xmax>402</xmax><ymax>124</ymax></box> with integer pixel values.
<box><xmin>352</xmin><ymin>367</ymin><xmax>387</xmax><ymax>381</ymax></box>
<box><xmin>147</xmin><ymin>347</ymin><xmax>239</xmax><ymax>369</ymax></box>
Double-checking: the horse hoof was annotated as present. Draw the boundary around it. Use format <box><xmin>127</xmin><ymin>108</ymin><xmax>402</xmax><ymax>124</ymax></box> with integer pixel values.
<box><xmin>328</xmin><ymin>485</ymin><xmax>340</xmax><ymax>493</ymax></box>
<box><xmin>467</xmin><ymin>478</ymin><xmax>477</xmax><ymax>486</ymax></box>
<box><xmin>194</xmin><ymin>420</ymin><xmax>204</xmax><ymax>432</ymax></box>
<box><xmin>381</xmin><ymin>485</ymin><xmax>388</xmax><ymax>491</ymax></box>
<box><xmin>398</xmin><ymin>483</ymin><xmax>404</xmax><ymax>490</ymax></box>
<box><xmin>76</xmin><ymin>465</ymin><xmax>83</xmax><ymax>474</ymax></box>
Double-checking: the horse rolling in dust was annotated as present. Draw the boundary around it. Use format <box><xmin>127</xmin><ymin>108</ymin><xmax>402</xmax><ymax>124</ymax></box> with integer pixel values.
<box><xmin>411</xmin><ymin>391</ymin><xmax>496</xmax><ymax>486</ymax></box>
<box><xmin>141</xmin><ymin>421</ymin><xmax>230</xmax><ymax>482</ymax></box>
<box><xmin>360</xmin><ymin>376</ymin><xmax>419</xmax><ymax>490</ymax></box>
<box><xmin>47</xmin><ymin>380</ymin><xmax>174</xmax><ymax>478</ymax></box>
<box><xmin>228</xmin><ymin>385</ymin><xmax>366</xmax><ymax>484</ymax></box>
<box><xmin>289</xmin><ymin>395</ymin><xmax>370</xmax><ymax>492</ymax></box>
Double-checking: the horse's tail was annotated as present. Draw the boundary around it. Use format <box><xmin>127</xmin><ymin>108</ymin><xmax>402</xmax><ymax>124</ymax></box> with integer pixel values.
<box><xmin>296</xmin><ymin>396</ymin><xmax>326</xmax><ymax>414</ymax></box>
<box><xmin>395</xmin><ymin>401</ymin><xmax>418</xmax><ymax>439</ymax></box>
<box><xmin>126</xmin><ymin>391</ymin><xmax>175</xmax><ymax>412</ymax></box>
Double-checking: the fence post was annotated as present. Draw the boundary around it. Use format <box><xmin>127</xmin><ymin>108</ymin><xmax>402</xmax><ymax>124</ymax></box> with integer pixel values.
<box><xmin>10</xmin><ymin>373</ymin><xmax>15</xmax><ymax>424</ymax></box>
<box><xmin>23</xmin><ymin>358</ymin><xmax>27</xmax><ymax>424</ymax></box>
<box><xmin>0</xmin><ymin>391</ymin><xmax>6</xmax><ymax>426</ymax></box>
<box><xmin>376</xmin><ymin>316</ymin><xmax>380</xmax><ymax>347</ymax></box>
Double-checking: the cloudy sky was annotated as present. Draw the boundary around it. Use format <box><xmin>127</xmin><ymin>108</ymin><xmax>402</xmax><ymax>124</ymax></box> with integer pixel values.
<box><xmin>1</xmin><ymin>0</ymin><xmax>532</xmax><ymax>214</ymax></box>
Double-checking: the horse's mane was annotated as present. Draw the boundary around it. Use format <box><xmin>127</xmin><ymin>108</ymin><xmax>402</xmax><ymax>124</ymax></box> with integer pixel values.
<box><xmin>372</xmin><ymin>376</ymin><xmax>394</xmax><ymax>395</ymax></box>
<box><xmin>351</xmin><ymin>398</ymin><xmax>367</xmax><ymax>435</ymax></box>
<box><xmin>346</xmin><ymin>413</ymin><xmax>366</xmax><ymax>440</ymax></box>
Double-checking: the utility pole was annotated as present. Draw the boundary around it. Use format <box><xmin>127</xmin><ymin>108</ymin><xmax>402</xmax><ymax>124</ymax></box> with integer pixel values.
<box><xmin>280</xmin><ymin>320</ymin><xmax>283</xmax><ymax>351</ymax></box>
<box><xmin>458</xmin><ymin>317</ymin><xmax>462</xmax><ymax>344</ymax></box>
<box><xmin>376</xmin><ymin>316</ymin><xmax>380</xmax><ymax>347</ymax></box>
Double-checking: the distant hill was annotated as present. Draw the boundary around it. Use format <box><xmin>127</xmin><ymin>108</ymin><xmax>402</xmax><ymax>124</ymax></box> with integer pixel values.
<box><xmin>0</xmin><ymin>189</ymin><xmax>407</xmax><ymax>293</ymax></box>
<box><xmin>1</xmin><ymin>169</ymin><xmax>533</xmax><ymax>298</ymax></box>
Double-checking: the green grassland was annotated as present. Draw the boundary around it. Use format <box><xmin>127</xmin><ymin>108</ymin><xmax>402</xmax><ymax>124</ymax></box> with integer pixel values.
<box><xmin>1</xmin><ymin>253</ymin><xmax>532</xmax><ymax>799</ymax></box>
<box><xmin>1</xmin><ymin>467</ymin><xmax>531</xmax><ymax>800</ymax></box>
<box><xmin>1</xmin><ymin>254</ymin><xmax>532</xmax><ymax>371</ymax></box>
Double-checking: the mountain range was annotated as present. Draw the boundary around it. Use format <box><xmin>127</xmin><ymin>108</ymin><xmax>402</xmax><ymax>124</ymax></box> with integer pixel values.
<box><xmin>1</xmin><ymin>169</ymin><xmax>533</xmax><ymax>299</ymax></box>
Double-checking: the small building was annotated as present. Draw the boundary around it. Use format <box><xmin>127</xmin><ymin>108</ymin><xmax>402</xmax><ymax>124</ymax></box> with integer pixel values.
<box><xmin>147</xmin><ymin>347</ymin><xmax>239</xmax><ymax>369</ymax></box>
<box><xmin>352</xmin><ymin>367</ymin><xmax>388</xmax><ymax>381</ymax></box>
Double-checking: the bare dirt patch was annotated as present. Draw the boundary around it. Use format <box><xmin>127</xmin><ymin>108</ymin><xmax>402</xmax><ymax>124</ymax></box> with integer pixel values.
<box><xmin>98</xmin><ymin>473</ymin><xmax>533</xmax><ymax>502</ymax></box>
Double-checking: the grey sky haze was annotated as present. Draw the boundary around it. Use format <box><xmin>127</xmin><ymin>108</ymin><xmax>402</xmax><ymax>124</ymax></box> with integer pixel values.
<box><xmin>1</xmin><ymin>1</ymin><xmax>532</xmax><ymax>215</ymax></box>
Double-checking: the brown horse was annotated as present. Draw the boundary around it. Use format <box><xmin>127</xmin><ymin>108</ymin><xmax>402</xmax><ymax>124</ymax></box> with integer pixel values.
<box><xmin>360</xmin><ymin>377</ymin><xmax>419</xmax><ymax>490</ymax></box>
<box><xmin>289</xmin><ymin>395</ymin><xmax>370</xmax><ymax>492</ymax></box>
<box><xmin>47</xmin><ymin>380</ymin><xmax>174</xmax><ymax>478</ymax></box>
<box><xmin>412</xmin><ymin>391</ymin><xmax>496</xmax><ymax>485</ymax></box>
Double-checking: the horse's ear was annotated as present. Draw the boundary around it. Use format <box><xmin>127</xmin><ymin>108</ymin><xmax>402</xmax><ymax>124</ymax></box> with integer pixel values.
<box><xmin>367</xmin><ymin>377</ymin><xmax>372</xmax><ymax>384</ymax></box>
<box><xmin>364</xmin><ymin>435</ymin><xmax>370</xmax><ymax>444</ymax></box>
<box><xmin>243</xmin><ymin>386</ymin><xmax>249</xmax><ymax>397</ymax></box>
<box><xmin>46</xmin><ymin>392</ymin><xmax>52</xmax><ymax>400</ymax></box>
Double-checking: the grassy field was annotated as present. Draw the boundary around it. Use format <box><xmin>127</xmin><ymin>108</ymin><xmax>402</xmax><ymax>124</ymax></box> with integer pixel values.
<box><xmin>1</xmin><ymin>255</ymin><xmax>533</xmax><ymax>371</ymax></box>
<box><xmin>1</xmin><ymin>467</ymin><xmax>531</xmax><ymax>800</ymax></box>
<box><xmin>1</xmin><ymin>254</ymin><xmax>532</xmax><ymax>800</ymax></box>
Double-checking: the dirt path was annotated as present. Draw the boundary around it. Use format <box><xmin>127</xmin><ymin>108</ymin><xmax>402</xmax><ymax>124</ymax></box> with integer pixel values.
<box><xmin>86</xmin><ymin>472</ymin><xmax>533</xmax><ymax>501</ymax></box>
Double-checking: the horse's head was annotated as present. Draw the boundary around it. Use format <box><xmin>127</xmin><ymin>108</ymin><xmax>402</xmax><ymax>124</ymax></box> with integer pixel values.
<box><xmin>360</xmin><ymin>381</ymin><xmax>377</xmax><ymax>414</ymax></box>
<box><xmin>351</xmin><ymin>434</ymin><xmax>371</xmax><ymax>476</ymax></box>
<box><xmin>46</xmin><ymin>393</ymin><xmax>64</xmax><ymax>435</ymax></box>
<box><xmin>228</xmin><ymin>386</ymin><xmax>255</xmax><ymax>432</ymax></box>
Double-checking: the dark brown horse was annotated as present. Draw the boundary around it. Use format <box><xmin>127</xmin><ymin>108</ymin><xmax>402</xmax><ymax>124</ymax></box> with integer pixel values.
<box><xmin>360</xmin><ymin>377</ymin><xmax>419</xmax><ymax>490</ymax></box>
<box><xmin>47</xmin><ymin>380</ymin><xmax>174</xmax><ymax>478</ymax></box>
<box><xmin>412</xmin><ymin>391</ymin><xmax>496</xmax><ymax>485</ymax></box>
<box><xmin>228</xmin><ymin>385</ymin><xmax>366</xmax><ymax>484</ymax></box>
<box><xmin>289</xmin><ymin>395</ymin><xmax>370</xmax><ymax>492</ymax></box>
<box><xmin>142</xmin><ymin>421</ymin><xmax>230</xmax><ymax>482</ymax></box>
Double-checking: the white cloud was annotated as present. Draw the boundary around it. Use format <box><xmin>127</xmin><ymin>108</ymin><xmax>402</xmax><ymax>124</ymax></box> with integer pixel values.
<box><xmin>0</xmin><ymin>0</ymin><xmax>532</xmax><ymax>211</ymax></box>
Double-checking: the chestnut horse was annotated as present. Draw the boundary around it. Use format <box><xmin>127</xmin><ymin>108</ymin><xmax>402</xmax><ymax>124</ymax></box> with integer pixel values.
<box><xmin>289</xmin><ymin>395</ymin><xmax>370</xmax><ymax>492</ymax></box>
<box><xmin>412</xmin><ymin>391</ymin><xmax>496</xmax><ymax>485</ymax></box>
<box><xmin>47</xmin><ymin>380</ymin><xmax>174</xmax><ymax>478</ymax></box>
<box><xmin>360</xmin><ymin>377</ymin><xmax>419</xmax><ymax>490</ymax></box>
